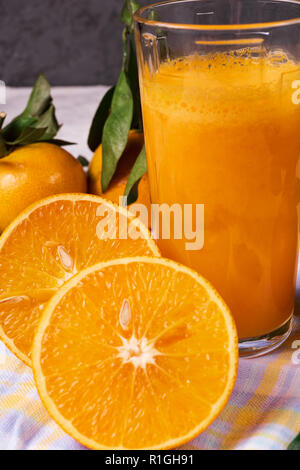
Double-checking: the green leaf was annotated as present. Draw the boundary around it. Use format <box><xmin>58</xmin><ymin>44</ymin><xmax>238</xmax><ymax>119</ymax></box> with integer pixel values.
<box><xmin>2</xmin><ymin>116</ymin><xmax>38</xmax><ymax>143</ymax></box>
<box><xmin>288</xmin><ymin>433</ymin><xmax>300</xmax><ymax>450</ymax></box>
<box><xmin>127</xmin><ymin>38</ymin><xmax>143</xmax><ymax>131</ymax></box>
<box><xmin>46</xmin><ymin>139</ymin><xmax>76</xmax><ymax>147</ymax></box>
<box><xmin>0</xmin><ymin>74</ymin><xmax>70</xmax><ymax>154</ymax></box>
<box><xmin>88</xmin><ymin>0</ymin><xmax>143</xmax><ymax>192</ymax></box>
<box><xmin>101</xmin><ymin>69</ymin><xmax>134</xmax><ymax>192</ymax></box>
<box><xmin>0</xmin><ymin>73</ymin><xmax>67</xmax><ymax>154</ymax></box>
<box><xmin>124</xmin><ymin>145</ymin><xmax>147</xmax><ymax>205</ymax></box>
<box><xmin>33</xmin><ymin>104</ymin><xmax>60</xmax><ymax>141</ymax></box>
<box><xmin>0</xmin><ymin>135</ymin><xmax>7</xmax><ymax>158</ymax></box>
<box><xmin>23</xmin><ymin>74</ymin><xmax>52</xmax><ymax>117</ymax></box>
<box><xmin>6</xmin><ymin>127</ymin><xmax>48</xmax><ymax>146</ymax></box>
<box><xmin>77</xmin><ymin>155</ymin><xmax>89</xmax><ymax>167</ymax></box>
<box><xmin>2</xmin><ymin>74</ymin><xmax>52</xmax><ymax>143</ymax></box>
<box><xmin>88</xmin><ymin>86</ymin><xmax>115</xmax><ymax>152</ymax></box>
<box><xmin>121</xmin><ymin>0</ymin><xmax>141</xmax><ymax>31</ymax></box>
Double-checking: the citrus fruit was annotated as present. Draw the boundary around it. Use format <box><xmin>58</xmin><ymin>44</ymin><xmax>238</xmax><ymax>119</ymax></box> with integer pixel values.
<box><xmin>0</xmin><ymin>194</ymin><xmax>159</xmax><ymax>366</ymax></box>
<box><xmin>88</xmin><ymin>130</ymin><xmax>151</xmax><ymax>214</ymax></box>
<box><xmin>0</xmin><ymin>143</ymin><xmax>87</xmax><ymax>232</ymax></box>
<box><xmin>32</xmin><ymin>257</ymin><xmax>238</xmax><ymax>450</ymax></box>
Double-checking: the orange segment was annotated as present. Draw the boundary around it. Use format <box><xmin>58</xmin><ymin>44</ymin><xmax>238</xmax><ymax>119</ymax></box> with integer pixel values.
<box><xmin>32</xmin><ymin>257</ymin><xmax>238</xmax><ymax>450</ymax></box>
<box><xmin>0</xmin><ymin>194</ymin><xmax>159</xmax><ymax>366</ymax></box>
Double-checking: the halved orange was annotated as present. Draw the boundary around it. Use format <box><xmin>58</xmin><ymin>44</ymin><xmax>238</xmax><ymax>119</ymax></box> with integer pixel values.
<box><xmin>32</xmin><ymin>257</ymin><xmax>238</xmax><ymax>450</ymax></box>
<box><xmin>0</xmin><ymin>194</ymin><xmax>159</xmax><ymax>366</ymax></box>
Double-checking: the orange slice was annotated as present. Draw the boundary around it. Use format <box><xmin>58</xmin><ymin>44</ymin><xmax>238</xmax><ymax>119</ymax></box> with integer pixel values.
<box><xmin>32</xmin><ymin>257</ymin><xmax>238</xmax><ymax>450</ymax></box>
<box><xmin>0</xmin><ymin>194</ymin><xmax>159</xmax><ymax>366</ymax></box>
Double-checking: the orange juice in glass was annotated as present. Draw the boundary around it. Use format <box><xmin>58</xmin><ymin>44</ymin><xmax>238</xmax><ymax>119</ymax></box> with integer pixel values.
<box><xmin>135</xmin><ymin>0</ymin><xmax>300</xmax><ymax>356</ymax></box>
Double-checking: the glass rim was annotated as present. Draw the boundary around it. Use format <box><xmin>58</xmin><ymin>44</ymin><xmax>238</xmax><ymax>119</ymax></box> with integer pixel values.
<box><xmin>134</xmin><ymin>0</ymin><xmax>300</xmax><ymax>31</ymax></box>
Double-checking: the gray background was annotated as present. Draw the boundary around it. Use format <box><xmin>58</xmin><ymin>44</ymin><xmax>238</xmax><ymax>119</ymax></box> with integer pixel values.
<box><xmin>0</xmin><ymin>0</ymin><xmax>147</xmax><ymax>87</ymax></box>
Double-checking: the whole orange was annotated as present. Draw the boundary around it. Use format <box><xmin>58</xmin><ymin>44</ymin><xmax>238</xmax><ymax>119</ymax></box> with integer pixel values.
<box><xmin>0</xmin><ymin>143</ymin><xmax>87</xmax><ymax>232</ymax></box>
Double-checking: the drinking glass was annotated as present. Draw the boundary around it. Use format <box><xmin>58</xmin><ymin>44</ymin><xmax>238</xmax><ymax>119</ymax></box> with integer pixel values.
<box><xmin>134</xmin><ymin>0</ymin><xmax>300</xmax><ymax>356</ymax></box>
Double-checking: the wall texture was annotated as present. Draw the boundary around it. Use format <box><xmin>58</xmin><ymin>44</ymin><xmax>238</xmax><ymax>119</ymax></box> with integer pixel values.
<box><xmin>0</xmin><ymin>0</ymin><xmax>147</xmax><ymax>87</ymax></box>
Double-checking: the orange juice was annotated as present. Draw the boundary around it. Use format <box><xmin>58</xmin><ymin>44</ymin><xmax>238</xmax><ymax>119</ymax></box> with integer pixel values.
<box><xmin>140</xmin><ymin>50</ymin><xmax>300</xmax><ymax>339</ymax></box>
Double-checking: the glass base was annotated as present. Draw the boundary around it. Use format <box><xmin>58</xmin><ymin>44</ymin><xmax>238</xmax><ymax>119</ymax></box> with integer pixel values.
<box><xmin>238</xmin><ymin>315</ymin><xmax>293</xmax><ymax>358</ymax></box>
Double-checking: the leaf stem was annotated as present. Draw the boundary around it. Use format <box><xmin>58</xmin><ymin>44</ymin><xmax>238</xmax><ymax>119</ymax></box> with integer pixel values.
<box><xmin>0</xmin><ymin>112</ymin><xmax>6</xmax><ymax>131</ymax></box>
<box><xmin>122</xmin><ymin>28</ymin><xmax>129</xmax><ymax>70</ymax></box>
